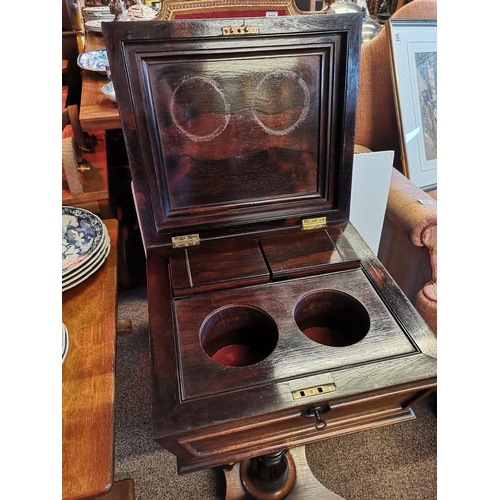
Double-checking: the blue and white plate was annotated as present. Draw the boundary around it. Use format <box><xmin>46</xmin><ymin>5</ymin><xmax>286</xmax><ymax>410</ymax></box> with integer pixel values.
<box><xmin>62</xmin><ymin>241</ymin><xmax>111</xmax><ymax>292</ymax></box>
<box><xmin>62</xmin><ymin>224</ymin><xmax>109</xmax><ymax>281</ymax></box>
<box><xmin>62</xmin><ymin>207</ymin><xmax>105</xmax><ymax>275</ymax></box>
<box><xmin>101</xmin><ymin>82</ymin><xmax>116</xmax><ymax>102</ymax></box>
<box><xmin>77</xmin><ymin>50</ymin><xmax>109</xmax><ymax>73</ymax></box>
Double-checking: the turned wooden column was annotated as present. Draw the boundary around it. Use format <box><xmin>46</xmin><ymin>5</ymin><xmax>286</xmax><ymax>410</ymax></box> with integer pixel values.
<box><xmin>240</xmin><ymin>450</ymin><xmax>297</xmax><ymax>500</ymax></box>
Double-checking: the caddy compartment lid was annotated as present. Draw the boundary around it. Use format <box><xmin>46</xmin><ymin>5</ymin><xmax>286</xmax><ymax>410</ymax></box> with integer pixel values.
<box><xmin>102</xmin><ymin>13</ymin><xmax>362</xmax><ymax>247</ymax></box>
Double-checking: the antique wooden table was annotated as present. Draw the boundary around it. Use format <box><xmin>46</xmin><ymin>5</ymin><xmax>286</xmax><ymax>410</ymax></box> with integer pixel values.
<box><xmin>62</xmin><ymin>219</ymin><xmax>134</xmax><ymax>500</ymax></box>
<box><xmin>79</xmin><ymin>33</ymin><xmax>121</xmax><ymax>132</ymax></box>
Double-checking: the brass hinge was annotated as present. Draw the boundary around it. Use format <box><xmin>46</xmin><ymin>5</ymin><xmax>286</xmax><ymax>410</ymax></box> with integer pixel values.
<box><xmin>302</xmin><ymin>217</ymin><xmax>327</xmax><ymax>231</ymax></box>
<box><xmin>222</xmin><ymin>26</ymin><xmax>259</xmax><ymax>36</ymax></box>
<box><xmin>172</xmin><ymin>234</ymin><xmax>200</xmax><ymax>248</ymax></box>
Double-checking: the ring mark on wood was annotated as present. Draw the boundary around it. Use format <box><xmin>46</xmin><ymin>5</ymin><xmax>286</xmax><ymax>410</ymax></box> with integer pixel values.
<box><xmin>251</xmin><ymin>70</ymin><xmax>310</xmax><ymax>136</ymax></box>
<box><xmin>170</xmin><ymin>76</ymin><xmax>230</xmax><ymax>142</ymax></box>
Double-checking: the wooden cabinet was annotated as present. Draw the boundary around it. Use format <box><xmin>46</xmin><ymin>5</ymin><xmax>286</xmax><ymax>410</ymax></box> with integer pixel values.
<box><xmin>102</xmin><ymin>12</ymin><xmax>436</xmax><ymax>495</ymax></box>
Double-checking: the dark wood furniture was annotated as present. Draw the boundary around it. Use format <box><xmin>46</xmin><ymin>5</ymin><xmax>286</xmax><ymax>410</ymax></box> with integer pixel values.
<box><xmin>62</xmin><ymin>219</ymin><xmax>135</xmax><ymax>500</ymax></box>
<box><xmin>103</xmin><ymin>13</ymin><xmax>436</xmax><ymax>498</ymax></box>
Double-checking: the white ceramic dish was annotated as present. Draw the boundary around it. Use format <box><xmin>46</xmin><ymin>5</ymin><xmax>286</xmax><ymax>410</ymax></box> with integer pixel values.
<box><xmin>101</xmin><ymin>82</ymin><xmax>116</xmax><ymax>102</ymax></box>
<box><xmin>62</xmin><ymin>243</ymin><xmax>111</xmax><ymax>292</ymax></box>
<box><xmin>82</xmin><ymin>6</ymin><xmax>114</xmax><ymax>21</ymax></box>
<box><xmin>125</xmin><ymin>5</ymin><xmax>157</xmax><ymax>19</ymax></box>
<box><xmin>62</xmin><ymin>323</ymin><xmax>69</xmax><ymax>363</ymax></box>
<box><xmin>85</xmin><ymin>19</ymin><xmax>113</xmax><ymax>33</ymax></box>
<box><xmin>82</xmin><ymin>6</ymin><xmax>112</xmax><ymax>13</ymax></box>
<box><xmin>62</xmin><ymin>206</ymin><xmax>105</xmax><ymax>274</ymax></box>
<box><xmin>77</xmin><ymin>50</ymin><xmax>109</xmax><ymax>73</ymax></box>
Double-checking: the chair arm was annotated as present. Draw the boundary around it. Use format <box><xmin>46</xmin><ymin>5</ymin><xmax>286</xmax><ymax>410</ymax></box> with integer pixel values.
<box><xmin>386</xmin><ymin>168</ymin><xmax>437</xmax><ymax>247</ymax></box>
<box><xmin>378</xmin><ymin>168</ymin><xmax>437</xmax><ymax>315</ymax></box>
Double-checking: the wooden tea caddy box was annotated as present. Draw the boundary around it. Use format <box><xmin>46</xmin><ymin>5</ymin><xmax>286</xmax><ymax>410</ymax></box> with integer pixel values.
<box><xmin>103</xmin><ymin>13</ymin><xmax>437</xmax><ymax>498</ymax></box>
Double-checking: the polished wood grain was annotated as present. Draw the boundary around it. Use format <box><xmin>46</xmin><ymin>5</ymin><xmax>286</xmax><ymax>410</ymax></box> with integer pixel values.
<box><xmin>62</xmin><ymin>219</ymin><xmax>118</xmax><ymax>500</ymax></box>
<box><xmin>170</xmin><ymin>236</ymin><xmax>270</xmax><ymax>296</ymax></box>
<box><xmin>103</xmin><ymin>14</ymin><xmax>437</xmax><ymax>478</ymax></box>
<box><xmin>146</xmin><ymin>225</ymin><xmax>437</xmax><ymax>473</ymax></box>
<box><xmin>79</xmin><ymin>34</ymin><xmax>121</xmax><ymax>131</ymax></box>
<box><xmin>102</xmin><ymin>14</ymin><xmax>362</xmax><ymax>243</ymax></box>
<box><xmin>260</xmin><ymin>228</ymin><xmax>360</xmax><ymax>279</ymax></box>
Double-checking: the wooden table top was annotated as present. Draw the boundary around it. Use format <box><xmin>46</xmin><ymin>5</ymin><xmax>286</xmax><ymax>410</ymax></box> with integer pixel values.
<box><xmin>62</xmin><ymin>218</ymin><xmax>118</xmax><ymax>500</ymax></box>
<box><xmin>80</xmin><ymin>33</ymin><xmax>121</xmax><ymax>131</ymax></box>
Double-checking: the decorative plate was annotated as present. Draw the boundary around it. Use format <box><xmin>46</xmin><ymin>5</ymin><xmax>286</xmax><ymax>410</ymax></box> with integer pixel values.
<box><xmin>62</xmin><ymin>225</ymin><xmax>109</xmax><ymax>281</ymax></box>
<box><xmin>101</xmin><ymin>82</ymin><xmax>116</xmax><ymax>102</ymax></box>
<box><xmin>77</xmin><ymin>50</ymin><xmax>109</xmax><ymax>73</ymax></box>
<box><xmin>62</xmin><ymin>207</ymin><xmax>104</xmax><ymax>274</ymax></box>
<box><xmin>62</xmin><ymin>232</ymin><xmax>110</xmax><ymax>287</ymax></box>
<box><xmin>62</xmin><ymin>221</ymin><xmax>107</xmax><ymax>278</ymax></box>
<box><xmin>62</xmin><ymin>323</ymin><xmax>69</xmax><ymax>363</ymax></box>
<box><xmin>62</xmin><ymin>243</ymin><xmax>111</xmax><ymax>293</ymax></box>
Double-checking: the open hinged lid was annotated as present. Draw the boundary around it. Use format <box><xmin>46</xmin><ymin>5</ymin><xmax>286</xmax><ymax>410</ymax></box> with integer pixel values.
<box><xmin>103</xmin><ymin>13</ymin><xmax>362</xmax><ymax>248</ymax></box>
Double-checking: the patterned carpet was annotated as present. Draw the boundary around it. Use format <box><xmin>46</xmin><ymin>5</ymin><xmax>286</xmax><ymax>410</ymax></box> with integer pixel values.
<box><xmin>115</xmin><ymin>285</ymin><xmax>437</xmax><ymax>500</ymax></box>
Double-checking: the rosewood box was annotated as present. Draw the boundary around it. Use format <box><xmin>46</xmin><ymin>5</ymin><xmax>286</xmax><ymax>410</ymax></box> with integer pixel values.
<box><xmin>103</xmin><ymin>12</ymin><xmax>437</xmax><ymax>476</ymax></box>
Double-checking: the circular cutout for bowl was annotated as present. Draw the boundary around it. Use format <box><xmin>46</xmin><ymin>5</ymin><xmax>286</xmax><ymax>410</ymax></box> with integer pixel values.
<box><xmin>200</xmin><ymin>305</ymin><xmax>278</xmax><ymax>367</ymax></box>
<box><xmin>294</xmin><ymin>290</ymin><xmax>370</xmax><ymax>347</ymax></box>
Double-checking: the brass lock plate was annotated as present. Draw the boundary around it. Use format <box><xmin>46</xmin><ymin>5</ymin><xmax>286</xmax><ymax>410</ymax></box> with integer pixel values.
<box><xmin>292</xmin><ymin>383</ymin><xmax>336</xmax><ymax>400</ymax></box>
<box><xmin>222</xmin><ymin>26</ymin><xmax>259</xmax><ymax>36</ymax></box>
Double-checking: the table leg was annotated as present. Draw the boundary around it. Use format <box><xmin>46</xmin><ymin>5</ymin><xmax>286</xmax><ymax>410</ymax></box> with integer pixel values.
<box><xmin>223</xmin><ymin>446</ymin><xmax>344</xmax><ymax>499</ymax></box>
<box><xmin>88</xmin><ymin>479</ymin><xmax>135</xmax><ymax>500</ymax></box>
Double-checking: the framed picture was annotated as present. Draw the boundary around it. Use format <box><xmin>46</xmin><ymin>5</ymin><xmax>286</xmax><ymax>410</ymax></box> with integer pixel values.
<box><xmin>388</xmin><ymin>19</ymin><xmax>437</xmax><ymax>191</ymax></box>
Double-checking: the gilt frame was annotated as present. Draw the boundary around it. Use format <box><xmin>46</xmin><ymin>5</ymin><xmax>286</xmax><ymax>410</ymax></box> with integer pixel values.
<box><xmin>155</xmin><ymin>0</ymin><xmax>305</xmax><ymax>20</ymax></box>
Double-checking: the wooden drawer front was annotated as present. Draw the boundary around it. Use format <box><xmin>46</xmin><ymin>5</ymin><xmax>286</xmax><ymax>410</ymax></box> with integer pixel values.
<box><xmin>178</xmin><ymin>386</ymin><xmax>429</xmax><ymax>461</ymax></box>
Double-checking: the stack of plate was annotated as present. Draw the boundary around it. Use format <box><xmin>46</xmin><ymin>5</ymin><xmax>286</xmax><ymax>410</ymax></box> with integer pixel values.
<box><xmin>83</xmin><ymin>5</ymin><xmax>114</xmax><ymax>32</ymax></box>
<box><xmin>82</xmin><ymin>5</ymin><xmax>114</xmax><ymax>22</ymax></box>
<box><xmin>85</xmin><ymin>18</ymin><xmax>114</xmax><ymax>33</ymax></box>
<box><xmin>62</xmin><ymin>207</ymin><xmax>110</xmax><ymax>292</ymax></box>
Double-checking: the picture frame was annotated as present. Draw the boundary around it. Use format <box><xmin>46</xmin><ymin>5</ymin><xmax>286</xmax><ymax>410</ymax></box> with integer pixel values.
<box><xmin>155</xmin><ymin>0</ymin><xmax>303</xmax><ymax>20</ymax></box>
<box><xmin>388</xmin><ymin>18</ymin><xmax>437</xmax><ymax>191</ymax></box>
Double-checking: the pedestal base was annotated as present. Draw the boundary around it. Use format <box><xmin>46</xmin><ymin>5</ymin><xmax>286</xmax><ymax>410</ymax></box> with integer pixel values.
<box><xmin>223</xmin><ymin>446</ymin><xmax>344</xmax><ymax>500</ymax></box>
